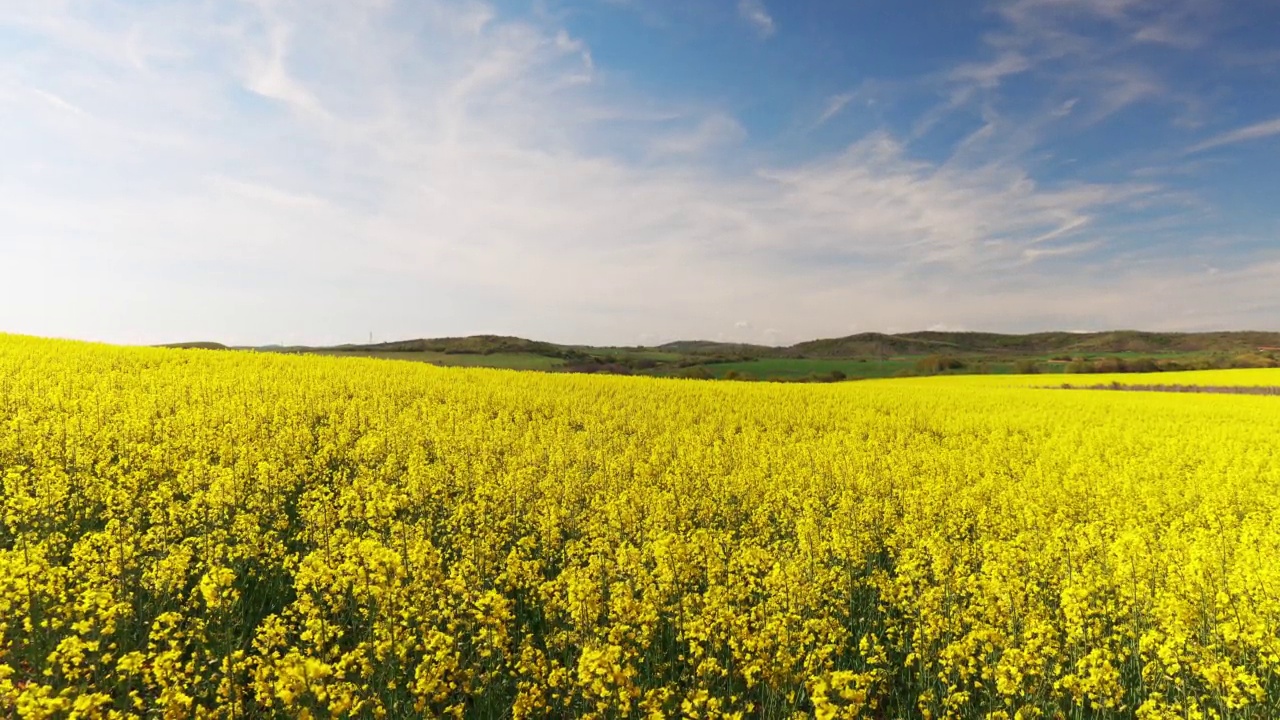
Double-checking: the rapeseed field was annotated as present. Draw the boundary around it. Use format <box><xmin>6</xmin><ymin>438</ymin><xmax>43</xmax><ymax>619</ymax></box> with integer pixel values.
<box><xmin>2</xmin><ymin>335</ymin><xmax>1278</xmax><ymax>719</ymax></box>
<box><xmin>895</xmin><ymin>369</ymin><xmax>1280</xmax><ymax>389</ymax></box>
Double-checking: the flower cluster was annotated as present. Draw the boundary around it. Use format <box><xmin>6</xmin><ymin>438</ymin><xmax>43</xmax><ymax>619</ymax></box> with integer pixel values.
<box><xmin>1</xmin><ymin>335</ymin><xmax>1278</xmax><ymax>718</ymax></box>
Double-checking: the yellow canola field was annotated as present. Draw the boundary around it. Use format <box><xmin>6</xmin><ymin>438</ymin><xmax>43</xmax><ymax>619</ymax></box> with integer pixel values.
<box><xmin>2</xmin><ymin>335</ymin><xmax>1279</xmax><ymax>720</ymax></box>
<box><xmin>880</xmin><ymin>368</ymin><xmax>1280</xmax><ymax>390</ymax></box>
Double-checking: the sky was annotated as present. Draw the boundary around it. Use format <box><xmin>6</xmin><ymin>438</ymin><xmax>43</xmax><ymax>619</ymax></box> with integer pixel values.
<box><xmin>2</xmin><ymin>0</ymin><xmax>1279</xmax><ymax>347</ymax></box>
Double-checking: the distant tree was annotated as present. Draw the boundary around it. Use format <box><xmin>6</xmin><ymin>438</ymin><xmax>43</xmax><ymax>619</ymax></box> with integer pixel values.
<box><xmin>1126</xmin><ymin>358</ymin><xmax>1159</xmax><ymax>373</ymax></box>
<box><xmin>829</xmin><ymin>369</ymin><xmax>847</xmax><ymax>381</ymax></box>
<box><xmin>1230</xmin><ymin>353</ymin><xmax>1279</xmax><ymax>369</ymax></box>
<box><xmin>1014</xmin><ymin>360</ymin><xmax>1040</xmax><ymax>375</ymax></box>
<box><xmin>915</xmin><ymin>355</ymin><xmax>965</xmax><ymax>375</ymax></box>
<box><xmin>680</xmin><ymin>366</ymin><xmax>714</xmax><ymax>380</ymax></box>
<box><xmin>1094</xmin><ymin>357</ymin><xmax>1124</xmax><ymax>373</ymax></box>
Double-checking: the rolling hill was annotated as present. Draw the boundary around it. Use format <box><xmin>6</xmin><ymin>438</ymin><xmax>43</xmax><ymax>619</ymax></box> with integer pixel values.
<box><xmin>214</xmin><ymin>329</ymin><xmax>1277</xmax><ymax>380</ymax></box>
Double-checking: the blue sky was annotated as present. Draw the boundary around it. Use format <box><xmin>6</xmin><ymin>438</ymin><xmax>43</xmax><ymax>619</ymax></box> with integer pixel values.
<box><xmin>2</xmin><ymin>0</ymin><xmax>1278</xmax><ymax>346</ymax></box>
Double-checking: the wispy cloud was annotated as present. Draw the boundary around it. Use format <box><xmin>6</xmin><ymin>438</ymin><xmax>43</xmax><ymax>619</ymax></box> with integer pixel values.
<box><xmin>650</xmin><ymin>114</ymin><xmax>747</xmax><ymax>156</ymax></box>
<box><xmin>814</xmin><ymin>93</ymin><xmax>855</xmax><ymax>127</ymax></box>
<box><xmin>241</xmin><ymin>14</ymin><xmax>324</xmax><ymax>115</ymax></box>
<box><xmin>936</xmin><ymin>0</ymin><xmax>1228</xmax><ymax>133</ymax></box>
<box><xmin>949</xmin><ymin>52</ymin><xmax>1030</xmax><ymax>89</ymax></box>
<box><xmin>1187</xmin><ymin>117</ymin><xmax>1280</xmax><ymax>153</ymax></box>
<box><xmin>29</xmin><ymin>87</ymin><xmax>90</xmax><ymax>117</ymax></box>
<box><xmin>737</xmin><ymin>0</ymin><xmax>775</xmax><ymax>38</ymax></box>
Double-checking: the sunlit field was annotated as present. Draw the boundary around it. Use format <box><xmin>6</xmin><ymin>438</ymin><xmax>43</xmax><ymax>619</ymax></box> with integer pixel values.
<box><xmin>889</xmin><ymin>368</ymin><xmax>1280</xmax><ymax>390</ymax></box>
<box><xmin>2</xmin><ymin>335</ymin><xmax>1278</xmax><ymax>719</ymax></box>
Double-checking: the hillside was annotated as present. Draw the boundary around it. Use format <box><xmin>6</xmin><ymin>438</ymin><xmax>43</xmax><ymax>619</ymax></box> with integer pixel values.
<box><xmin>790</xmin><ymin>330</ymin><xmax>1280</xmax><ymax>357</ymax></box>
<box><xmin>157</xmin><ymin>341</ymin><xmax>229</xmax><ymax>350</ymax></box>
<box><xmin>788</xmin><ymin>332</ymin><xmax>959</xmax><ymax>357</ymax></box>
<box><xmin>239</xmin><ymin>329</ymin><xmax>1280</xmax><ymax>381</ymax></box>
<box><xmin>331</xmin><ymin>334</ymin><xmax>570</xmax><ymax>357</ymax></box>
<box><xmin>655</xmin><ymin>340</ymin><xmax>780</xmax><ymax>356</ymax></box>
<box><xmin>261</xmin><ymin>330</ymin><xmax>1280</xmax><ymax>360</ymax></box>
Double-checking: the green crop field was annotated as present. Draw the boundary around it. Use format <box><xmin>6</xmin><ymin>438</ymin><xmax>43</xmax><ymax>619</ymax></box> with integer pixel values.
<box><xmin>703</xmin><ymin>358</ymin><xmax>917</xmax><ymax>379</ymax></box>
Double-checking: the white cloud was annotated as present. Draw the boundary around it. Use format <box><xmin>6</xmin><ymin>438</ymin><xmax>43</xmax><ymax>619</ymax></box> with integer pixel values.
<box><xmin>950</xmin><ymin>52</ymin><xmax>1031</xmax><ymax>89</ymax></box>
<box><xmin>650</xmin><ymin>113</ymin><xmax>747</xmax><ymax>156</ymax></box>
<box><xmin>242</xmin><ymin>20</ymin><xmax>324</xmax><ymax>116</ymax></box>
<box><xmin>935</xmin><ymin>0</ymin><xmax>1226</xmax><ymax>133</ymax></box>
<box><xmin>1132</xmin><ymin>21</ymin><xmax>1202</xmax><ymax>49</ymax></box>
<box><xmin>208</xmin><ymin>176</ymin><xmax>330</xmax><ymax>209</ymax></box>
<box><xmin>1187</xmin><ymin>117</ymin><xmax>1280</xmax><ymax>153</ymax></box>
<box><xmin>815</xmin><ymin>92</ymin><xmax>855</xmax><ymax>126</ymax></box>
<box><xmin>30</xmin><ymin>87</ymin><xmax>89</xmax><ymax>116</ymax></box>
<box><xmin>1021</xmin><ymin>239</ymin><xmax>1101</xmax><ymax>262</ymax></box>
<box><xmin>1050</xmin><ymin>98</ymin><xmax>1078</xmax><ymax>117</ymax></box>
<box><xmin>737</xmin><ymin>0</ymin><xmax>776</xmax><ymax>38</ymax></box>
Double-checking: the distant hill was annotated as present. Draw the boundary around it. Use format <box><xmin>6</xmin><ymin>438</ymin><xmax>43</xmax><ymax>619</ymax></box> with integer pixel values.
<box><xmin>264</xmin><ymin>330</ymin><xmax>1280</xmax><ymax>360</ymax></box>
<box><xmin>158</xmin><ymin>341</ymin><xmax>228</xmax><ymax>350</ymax></box>
<box><xmin>221</xmin><ymin>329</ymin><xmax>1280</xmax><ymax>381</ymax></box>
<box><xmin>655</xmin><ymin>340</ymin><xmax>779</xmax><ymax>356</ymax></box>
<box><xmin>788</xmin><ymin>330</ymin><xmax>1280</xmax><ymax>357</ymax></box>
<box><xmin>789</xmin><ymin>332</ymin><xmax>958</xmax><ymax>357</ymax></box>
<box><xmin>329</xmin><ymin>335</ymin><xmax>571</xmax><ymax>357</ymax></box>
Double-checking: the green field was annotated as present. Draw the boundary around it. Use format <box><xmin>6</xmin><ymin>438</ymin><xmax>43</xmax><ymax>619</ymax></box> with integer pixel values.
<box><xmin>701</xmin><ymin>351</ymin><xmax>1265</xmax><ymax>381</ymax></box>
<box><xmin>698</xmin><ymin>358</ymin><xmax>915</xmax><ymax>379</ymax></box>
<box><xmin>313</xmin><ymin>350</ymin><xmax>1242</xmax><ymax>379</ymax></box>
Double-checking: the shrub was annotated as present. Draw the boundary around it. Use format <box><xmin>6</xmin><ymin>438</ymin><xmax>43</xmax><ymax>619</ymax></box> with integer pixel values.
<box><xmin>915</xmin><ymin>355</ymin><xmax>965</xmax><ymax>375</ymax></box>
<box><xmin>1230</xmin><ymin>353</ymin><xmax>1279</xmax><ymax>369</ymax></box>
<box><xmin>1093</xmin><ymin>357</ymin><xmax>1125</xmax><ymax>373</ymax></box>
<box><xmin>829</xmin><ymin>370</ymin><xmax>847</xmax><ymax>381</ymax></box>
<box><xmin>1126</xmin><ymin>358</ymin><xmax>1160</xmax><ymax>373</ymax></box>
<box><xmin>1014</xmin><ymin>360</ymin><xmax>1040</xmax><ymax>375</ymax></box>
<box><xmin>563</xmin><ymin>362</ymin><xmax>632</xmax><ymax>375</ymax></box>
